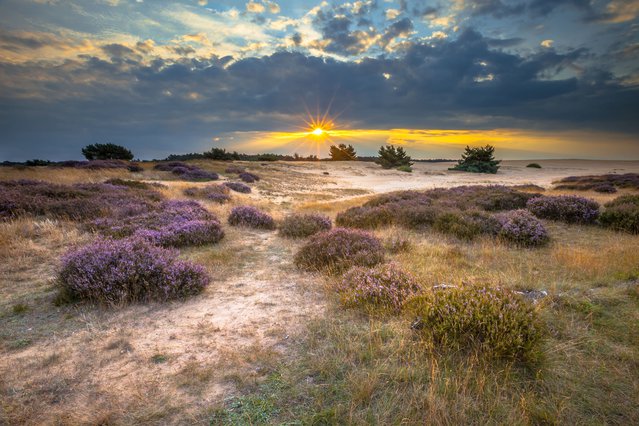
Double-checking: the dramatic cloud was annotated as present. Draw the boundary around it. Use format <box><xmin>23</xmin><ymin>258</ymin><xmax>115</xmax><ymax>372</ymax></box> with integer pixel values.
<box><xmin>0</xmin><ymin>0</ymin><xmax>637</xmax><ymax>160</ymax></box>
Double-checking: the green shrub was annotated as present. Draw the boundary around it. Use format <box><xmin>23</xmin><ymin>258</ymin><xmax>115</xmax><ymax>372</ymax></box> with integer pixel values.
<box><xmin>397</xmin><ymin>165</ymin><xmax>413</xmax><ymax>173</ymax></box>
<box><xmin>405</xmin><ymin>286</ymin><xmax>543</xmax><ymax>360</ymax></box>
<box><xmin>329</xmin><ymin>144</ymin><xmax>357</xmax><ymax>161</ymax></box>
<box><xmin>526</xmin><ymin>163</ymin><xmax>542</xmax><ymax>168</ymax></box>
<box><xmin>599</xmin><ymin>195</ymin><xmax>639</xmax><ymax>234</ymax></box>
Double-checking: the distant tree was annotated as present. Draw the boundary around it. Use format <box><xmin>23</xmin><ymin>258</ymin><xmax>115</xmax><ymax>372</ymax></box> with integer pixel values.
<box><xmin>449</xmin><ymin>145</ymin><xmax>500</xmax><ymax>174</ymax></box>
<box><xmin>25</xmin><ymin>159</ymin><xmax>51</xmax><ymax>166</ymax></box>
<box><xmin>376</xmin><ymin>144</ymin><xmax>412</xmax><ymax>169</ymax></box>
<box><xmin>82</xmin><ymin>143</ymin><xmax>134</xmax><ymax>161</ymax></box>
<box><xmin>329</xmin><ymin>144</ymin><xmax>357</xmax><ymax>161</ymax></box>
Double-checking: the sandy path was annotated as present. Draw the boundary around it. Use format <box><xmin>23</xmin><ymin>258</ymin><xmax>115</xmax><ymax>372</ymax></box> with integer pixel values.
<box><xmin>0</xmin><ymin>227</ymin><xmax>324</xmax><ymax>424</ymax></box>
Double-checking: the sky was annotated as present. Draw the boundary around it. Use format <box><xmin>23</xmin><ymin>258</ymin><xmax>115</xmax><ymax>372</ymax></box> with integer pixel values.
<box><xmin>0</xmin><ymin>0</ymin><xmax>638</xmax><ymax>161</ymax></box>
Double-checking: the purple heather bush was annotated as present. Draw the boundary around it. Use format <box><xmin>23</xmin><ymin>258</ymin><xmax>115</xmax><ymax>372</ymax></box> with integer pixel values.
<box><xmin>279</xmin><ymin>213</ymin><xmax>332</xmax><ymax>238</ymax></box>
<box><xmin>335</xmin><ymin>205</ymin><xmax>394</xmax><ymax>229</ymax></box>
<box><xmin>599</xmin><ymin>195</ymin><xmax>639</xmax><ymax>234</ymax></box>
<box><xmin>58</xmin><ymin>237</ymin><xmax>209</xmax><ymax>305</ymax></box>
<box><xmin>526</xmin><ymin>195</ymin><xmax>599</xmax><ymax>224</ymax></box>
<box><xmin>238</xmin><ymin>172</ymin><xmax>260</xmax><ymax>183</ymax></box>
<box><xmin>154</xmin><ymin>161</ymin><xmax>219</xmax><ymax>181</ymax></box>
<box><xmin>0</xmin><ymin>180</ymin><xmax>161</xmax><ymax>221</ymax></box>
<box><xmin>223</xmin><ymin>182</ymin><xmax>252</xmax><ymax>194</ymax></box>
<box><xmin>225</xmin><ymin>165</ymin><xmax>246</xmax><ymax>174</ymax></box>
<box><xmin>337</xmin><ymin>263</ymin><xmax>421</xmax><ymax>312</ymax></box>
<box><xmin>433</xmin><ymin>210</ymin><xmax>502</xmax><ymax>240</ymax></box>
<box><xmin>497</xmin><ymin>209</ymin><xmax>549</xmax><ymax>247</ymax></box>
<box><xmin>228</xmin><ymin>205</ymin><xmax>275</xmax><ymax>229</ymax></box>
<box><xmin>405</xmin><ymin>286</ymin><xmax>543</xmax><ymax>360</ymax></box>
<box><xmin>183</xmin><ymin>185</ymin><xmax>231</xmax><ymax>203</ymax></box>
<box><xmin>294</xmin><ymin>227</ymin><xmax>384</xmax><ymax>272</ymax></box>
<box><xmin>554</xmin><ymin>173</ymin><xmax>639</xmax><ymax>191</ymax></box>
<box><xmin>90</xmin><ymin>199</ymin><xmax>224</xmax><ymax>247</ymax></box>
<box><xmin>593</xmin><ymin>184</ymin><xmax>617</xmax><ymax>193</ymax></box>
<box><xmin>49</xmin><ymin>159</ymin><xmax>134</xmax><ymax>170</ymax></box>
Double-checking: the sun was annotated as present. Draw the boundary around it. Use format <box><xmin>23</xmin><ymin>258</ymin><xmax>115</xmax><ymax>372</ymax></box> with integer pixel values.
<box><xmin>312</xmin><ymin>127</ymin><xmax>325</xmax><ymax>136</ymax></box>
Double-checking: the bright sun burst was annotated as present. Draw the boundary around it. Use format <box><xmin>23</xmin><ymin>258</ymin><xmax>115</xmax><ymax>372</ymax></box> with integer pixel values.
<box><xmin>312</xmin><ymin>127</ymin><xmax>325</xmax><ymax>136</ymax></box>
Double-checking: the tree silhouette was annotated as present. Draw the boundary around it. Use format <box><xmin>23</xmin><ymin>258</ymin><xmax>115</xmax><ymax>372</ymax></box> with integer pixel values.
<box><xmin>329</xmin><ymin>144</ymin><xmax>357</xmax><ymax>161</ymax></box>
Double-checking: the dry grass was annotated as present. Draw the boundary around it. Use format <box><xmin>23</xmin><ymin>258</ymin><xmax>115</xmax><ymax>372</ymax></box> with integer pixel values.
<box><xmin>1</xmin><ymin>161</ymin><xmax>638</xmax><ymax>424</ymax></box>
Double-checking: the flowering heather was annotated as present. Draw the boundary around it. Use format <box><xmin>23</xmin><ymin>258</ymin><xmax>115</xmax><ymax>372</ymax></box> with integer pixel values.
<box><xmin>0</xmin><ymin>179</ymin><xmax>161</xmax><ymax>221</ymax></box>
<box><xmin>58</xmin><ymin>237</ymin><xmax>209</xmax><ymax>305</ymax></box>
<box><xmin>335</xmin><ymin>205</ymin><xmax>394</xmax><ymax>229</ymax></box>
<box><xmin>238</xmin><ymin>172</ymin><xmax>260</xmax><ymax>183</ymax></box>
<box><xmin>279</xmin><ymin>213</ymin><xmax>331</xmax><ymax>238</ymax></box>
<box><xmin>406</xmin><ymin>285</ymin><xmax>543</xmax><ymax>360</ymax></box>
<box><xmin>526</xmin><ymin>195</ymin><xmax>599</xmax><ymax>224</ymax></box>
<box><xmin>154</xmin><ymin>161</ymin><xmax>219</xmax><ymax>181</ymax></box>
<box><xmin>90</xmin><ymin>199</ymin><xmax>224</xmax><ymax>247</ymax></box>
<box><xmin>183</xmin><ymin>185</ymin><xmax>231</xmax><ymax>203</ymax></box>
<box><xmin>426</xmin><ymin>185</ymin><xmax>539</xmax><ymax>211</ymax></box>
<box><xmin>338</xmin><ymin>263</ymin><xmax>421</xmax><ymax>312</ymax></box>
<box><xmin>294</xmin><ymin>227</ymin><xmax>384</xmax><ymax>272</ymax></box>
<box><xmin>227</xmin><ymin>205</ymin><xmax>275</xmax><ymax>229</ymax></box>
<box><xmin>223</xmin><ymin>182</ymin><xmax>252</xmax><ymax>193</ymax></box>
<box><xmin>225</xmin><ymin>165</ymin><xmax>246</xmax><ymax>174</ymax></box>
<box><xmin>599</xmin><ymin>195</ymin><xmax>639</xmax><ymax>234</ymax></box>
<box><xmin>554</xmin><ymin>173</ymin><xmax>639</xmax><ymax>191</ymax></box>
<box><xmin>593</xmin><ymin>184</ymin><xmax>617</xmax><ymax>193</ymax></box>
<box><xmin>49</xmin><ymin>159</ymin><xmax>135</xmax><ymax>170</ymax></box>
<box><xmin>497</xmin><ymin>209</ymin><xmax>549</xmax><ymax>247</ymax></box>
<box><xmin>135</xmin><ymin>219</ymin><xmax>224</xmax><ymax>247</ymax></box>
<box><xmin>433</xmin><ymin>210</ymin><xmax>501</xmax><ymax>240</ymax></box>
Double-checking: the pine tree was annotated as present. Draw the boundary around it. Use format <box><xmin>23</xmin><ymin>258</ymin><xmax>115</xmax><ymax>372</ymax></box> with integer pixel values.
<box><xmin>375</xmin><ymin>145</ymin><xmax>413</xmax><ymax>169</ymax></box>
<box><xmin>81</xmin><ymin>143</ymin><xmax>134</xmax><ymax>161</ymax></box>
<box><xmin>329</xmin><ymin>144</ymin><xmax>357</xmax><ymax>161</ymax></box>
<box><xmin>449</xmin><ymin>145</ymin><xmax>501</xmax><ymax>174</ymax></box>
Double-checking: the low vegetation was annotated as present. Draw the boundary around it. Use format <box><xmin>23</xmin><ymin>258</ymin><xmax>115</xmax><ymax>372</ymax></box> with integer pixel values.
<box><xmin>496</xmin><ymin>209</ymin><xmax>549</xmax><ymax>247</ymax></box>
<box><xmin>406</xmin><ymin>285</ymin><xmax>543</xmax><ymax>360</ymax></box>
<box><xmin>599</xmin><ymin>195</ymin><xmax>639</xmax><ymax>234</ymax></box>
<box><xmin>279</xmin><ymin>213</ymin><xmax>331</xmax><ymax>238</ymax></box>
<box><xmin>224</xmin><ymin>182</ymin><xmax>251</xmax><ymax>193</ymax></box>
<box><xmin>294</xmin><ymin>227</ymin><xmax>384</xmax><ymax>272</ymax></box>
<box><xmin>554</xmin><ymin>173</ymin><xmax>639</xmax><ymax>191</ymax></box>
<box><xmin>183</xmin><ymin>184</ymin><xmax>231</xmax><ymax>203</ymax></box>
<box><xmin>526</xmin><ymin>163</ymin><xmax>542</xmax><ymax>168</ymax></box>
<box><xmin>526</xmin><ymin>195</ymin><xmax>600</xmax><ymax>224</ymax></box>
<box><xmin>227</xmin><ymin>205</ymin><xmax>275</xmax><ymax>229</ymax></box>
<box><xmin>154</xmin><ymin>161</ymin><xmax>219</xmax><ymax>181</ymax></box>
<box><xmin>337</xmin><ymin>263</ymin><xmax>420</xmax><ymax>312</ymax></box>
<box><xmin>238</xmin><ymin>172</ymin><xmax>260</xmax><ymax>183</ymax></box>
<box><xmin>58</xmin><ymin>237</ymin><xmax>209</xmax><ymax>305</ymax></box>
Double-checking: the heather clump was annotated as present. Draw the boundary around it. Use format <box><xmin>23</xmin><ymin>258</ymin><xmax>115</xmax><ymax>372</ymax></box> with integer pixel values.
<box><xmin>224</xmin><ymin>182</ymin><xmax>251</xmax><ymax>193</ymax></box>
<box><xmin>599</xmin><ymin>195</ymin><xmax>639</xmax><ymax>234</ymax></box>
<box><xmin>497</xmin><ymin>210</ymin><xmax>549</xmax><ymax>247</ymax></box>
<box><xmin>527</xmin><ymin>195</ymin><xmax>599</xmax><ymax>224</ymax></box>
<box><xmin>183</xmin><ymin>185</ymin><xmax>231</xmax><ymax>203</ymax></box>
<box><xmin>0</xmin><ymin>180</ymin><xmax>161</xmax><ymax>221</ymax></box>
<box><xmin>154</xmin><ymin>162</ymin><xmax>219</xmax><ymax>181</ymax></box>
<box><xmin>90</xmin><ymin>199</ymin><xmax>224</xmax><ymax>247</ymax></box>
<box><xmin>239</xmin><ymin>172</ymin><xmax>260</xmax><ymax>183</ymax></box>
<box><xmin>58</xmin><ymin>237</ymin><xmax>209</xmax><ymax>305</ymax></box>
<box><xmin>279</xmin><ymin>213</ymin><xmax>331</xmax><ymax>238</ymax></box>
<box><xmin>406</xmin><ymin>285</ymin><xmax>543</xmax><ymax>360</ymax></box>
<box><xmin>337</xmin><ymin>263</ymin><xmax>421</xmax><ymax>312</ymax></box>
<box><xmin>225</xmin><ymin>165</ymin><xmax>246</xmax><ymax>174</ymax></box>
<box><xmin>335</xmin><ymin>205</ymin><xmax>394</xmax><ymax>229</ymax></box>
<box><xmin>228</xmin><ymin>205</ymin><xmax>275</xmax><ymax>229</ymax></box>
<box><xmin>554</xmin><ymin>173</ymin><xmax>639</xmax><ymax>191</ymax></box>
<box><xmin>294</xmin><ymin>228</ymin><xmax>384</xmax><ymax>272</ymax></box>
<box><xmin>433</xmin><ymin>211</ymin><xmax>501</xmax><ymax>240</ymax></box>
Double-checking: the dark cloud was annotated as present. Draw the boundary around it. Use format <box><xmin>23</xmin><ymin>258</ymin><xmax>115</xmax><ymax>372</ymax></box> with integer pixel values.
<box><xmin>0</xmin><ymin>28</ymin><xmax>638</xmax><ymax>160</ymax></box>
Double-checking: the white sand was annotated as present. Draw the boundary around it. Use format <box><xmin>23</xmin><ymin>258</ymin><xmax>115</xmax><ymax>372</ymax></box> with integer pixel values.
<box><xmin>271</xmin><ymin>159</ymin><xmax>639</xmax><ymax>193</ymax></box>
